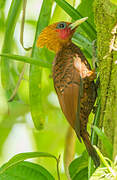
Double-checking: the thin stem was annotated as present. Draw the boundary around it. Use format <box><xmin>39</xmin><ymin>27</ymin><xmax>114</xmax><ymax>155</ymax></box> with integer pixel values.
<box><xmin>20</xmin><ymin>0</ymin><xmax>32</xmax><ymax>51</ymax></box>
<box><xmin>57</xmin><ymin>155</ymin><xmax>61</xmax><ymax>180</ymax></box>
<box><xmin>8</xmin><ymin>64</ymin><xmax>26</xmax><ymax>102</ymax></box>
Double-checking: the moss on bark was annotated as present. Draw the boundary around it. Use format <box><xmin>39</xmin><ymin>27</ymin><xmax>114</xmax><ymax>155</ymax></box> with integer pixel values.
<box><xmin>94</xmin><ymin>0</ymin><xmax>117</xmax><ymax>157</ymax></box>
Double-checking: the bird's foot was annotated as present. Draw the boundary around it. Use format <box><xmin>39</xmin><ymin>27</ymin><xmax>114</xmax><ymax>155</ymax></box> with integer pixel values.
<box><xmin>87</xmin><ymin>69</ymin><xmax>96</xmax><ymax>81</ymax></box>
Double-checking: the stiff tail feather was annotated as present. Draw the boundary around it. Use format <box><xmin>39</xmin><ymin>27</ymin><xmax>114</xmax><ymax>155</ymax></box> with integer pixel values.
<box><xmin>80</xmin><ymin>131</ymin><xmax>100</xmax><ymax>167</ymax></box>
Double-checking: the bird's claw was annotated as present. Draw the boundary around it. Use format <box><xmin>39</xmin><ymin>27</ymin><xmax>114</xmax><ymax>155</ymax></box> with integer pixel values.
<box><xmin>87</xmin><ymin>69</ymin><xmax>97</xmax><ymax>81</ymax></box>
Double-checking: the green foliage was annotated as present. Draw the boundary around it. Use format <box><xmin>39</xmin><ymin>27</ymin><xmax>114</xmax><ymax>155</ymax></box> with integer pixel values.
<box><xmin>93</xmin><ymin>126</ymin><xmax>113</xmax><ymax>159</ymax></box>
<box><xmin>90</xmin><ymin>147</ymin><xmax>117</xmax><ymax>180</ymax></box>
<box><xmin>1</xmin><ymin>0</ymin><xmax>22</xmax><ymax>92</ymax></box>
<box><xmin>72</xmin><ymin>33</ymin><xmax>92</xmax><ymax>57</ymax></box>
<box><xmin>110</xmin><ymin>0</ymin><xmax>117</xmax><ymax>5</ymax></box>
<box><xmin>76</xmin><ymin>0</ymin><xmax>96</xmax><ymax>37</ymax></box>
<box><xmin>29</xmin><ymin>0</ymin><xmax>53</xmax><ymax>130</ymax></box>
<box><xmin>69</xmin><ymin>151</ymin><xmax>88</xmax><ymax>180</ymax></box>
<box><xmin>0</xmin><ymin>0</ymin><xmax>6</xmax><ymax>9</ymax></box>
<box><xmin>0</xmin><ymin>53</ymin><xmax>51</xmax><ymax>68</ymax></box>
<box><xmin>0</xmin><ymin>161</ymin><xmax>54</xmax><ymax>180</ymax></box>
<box><xmin>0</xmin><ymin>152</ymin><xmax>59</xmax><ymax>180</ymax></box>
<box><xmin>0</xmin><ymin>152</ymin><xmax>58</xmax><ymax>174</ymax></box>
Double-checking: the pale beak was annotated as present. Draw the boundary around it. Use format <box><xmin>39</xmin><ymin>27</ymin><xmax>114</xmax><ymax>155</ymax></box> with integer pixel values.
<box><xmin>69</xmin><ymin>17</ymin><xmax>88</xmax><ymax>30</ymax></box>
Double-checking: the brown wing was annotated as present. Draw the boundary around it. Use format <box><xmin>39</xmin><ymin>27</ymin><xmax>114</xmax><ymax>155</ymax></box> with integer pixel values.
<box><xmin>56</xmin><ymin>69</ymin><xmax>82</xmax><ymax>141</ymax></box>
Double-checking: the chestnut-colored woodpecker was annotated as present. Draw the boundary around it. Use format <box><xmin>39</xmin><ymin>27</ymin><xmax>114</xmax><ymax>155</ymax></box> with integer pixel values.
<box><xmin>37</xmin><ymin>17</ymin><xmax>100</xmax><ymax>167</ymax></box>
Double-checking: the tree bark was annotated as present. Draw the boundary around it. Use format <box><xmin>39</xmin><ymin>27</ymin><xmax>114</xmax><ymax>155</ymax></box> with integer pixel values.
<box><xmin>94</xmin><ymin>0</ymin><xmax>117</xmax><ymax>158</ymax></box>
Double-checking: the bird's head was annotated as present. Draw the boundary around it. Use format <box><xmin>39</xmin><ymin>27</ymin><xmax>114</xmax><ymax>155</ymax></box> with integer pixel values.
<box><xmin>37</xmin><ymin>17</ymin><xmax>88</xmax><ymax>53</ymax></box>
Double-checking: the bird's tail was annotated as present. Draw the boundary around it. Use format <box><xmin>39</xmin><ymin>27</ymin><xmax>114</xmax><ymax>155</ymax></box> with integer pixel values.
<box><xmin>81</xmin><ymin>131</ymin><xmax>100</xmax><ymax>168</ymax></box>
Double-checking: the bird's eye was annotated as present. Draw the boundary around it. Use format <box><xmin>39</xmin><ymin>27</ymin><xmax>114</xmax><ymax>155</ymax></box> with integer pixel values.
<box><xmin>56</xmin><ymin>22</ymin><xmax>66</xmax><ymax>29</ymax></box>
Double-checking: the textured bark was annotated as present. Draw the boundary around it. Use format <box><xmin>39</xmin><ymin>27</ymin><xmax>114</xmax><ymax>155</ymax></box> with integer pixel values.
<box><xmin>94</xmin><ymin>0</ymin><xmax>117</xmax><ymax>157</ymax></box>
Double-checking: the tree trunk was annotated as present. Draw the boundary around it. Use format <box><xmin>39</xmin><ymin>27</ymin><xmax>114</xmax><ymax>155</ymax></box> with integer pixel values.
<box><xmin>94</xmin><ymin>0</ymin><xmax>117</xmax><ymax>158</ymax></box>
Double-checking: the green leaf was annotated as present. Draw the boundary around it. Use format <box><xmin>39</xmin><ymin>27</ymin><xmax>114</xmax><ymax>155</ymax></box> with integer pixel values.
<box><xmin>92</xmin><ymin>126</ymin><xmax>113</xmax><ymax>159</ymax></box>
<box><xmin>0</xmin><ymin>152</ymin><xmax>57</xmax><ymax>175</ymax></box>
<box><xmin>29</xmin><ymin>0</ymin><xmax>53</xmax><ymax>130</ymax></box>
<box><xmin>69</xmin><ymin>151</ymin><xmax>88</xmax><ymax>180</ymax></box>
<box><xmin>54</xmin><ymin>0</ymin><xmax>83</xmax><ymax>20</ymax></box>
<box><xmin>0</xmin><ymin>10</ymin><xmax>5</xmax><ymax>30</ymax></box>
<box><xmin>76</xmin><ymin>0</ymin><xmax>96</xmax><ymax>41</ymax></box>
<box><xmin>54</xmin><ymin>0</ymin><xmax>96</xmax><ymax>40</ymax></box>
<box><xmin>1</xmin><ymin>0</ymin><xmax>22</xmax><ymax>91</ymax></box>
<box><xmin>0</xmin><ymin>0</ymin><xmax>5</xmax><ymax>9</ymax></box>
<box><xmin>73</xmin><ymin>168</ymin><xmax>88</xmax><ymax>180</ymax></box>
<box><xmin>72</xmin><ymin>32</ymin><xmax>92</xmax><ymax>56</ymax></box>
<box><xmin>0</xmin><ymin>53</ymin><xmax>51</xmax><ymax>68</ymax></box>
<box><xmin>51</xmin><ymin>0</ymin><xmax>75</xmax><ymax>23</ymax></box>
<box><xmin>0</xmin><ymin>161</ymin><xmax>54</xmax><ymax>180</ymax></box>
<box><xmin>77</xmin><ymin>0</ymin><xmax>95</xmax><ymax>31</ymax></box>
